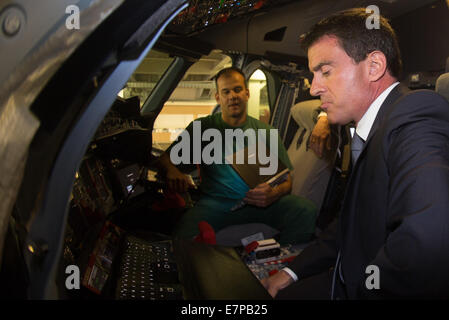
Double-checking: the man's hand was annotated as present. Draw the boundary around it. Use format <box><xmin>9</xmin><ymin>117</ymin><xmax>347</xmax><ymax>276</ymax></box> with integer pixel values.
<box><xmin>244</xmin><ymin>174</ymin><xmax>292</xmax><ymax>207</ymax></box>
<box><xmin>243</xmin><ymin>183</ymin><xmax>279</xmax><ymax>208</ymax></box>
<box><xmin>158</xmin><ymin>152</ymin><xmax>195</xmax><ymax>193</ymax></box>
<box><xmin>165</xmin><ymin>167</ymin><xmax>195</xmax><ymax>193</ymax></box>
<box><xmin>260</xmin><ymin>270</ymin><xmax>295</xmax><ymax>298</ymax></box>
<box><xmin>309</xmin><ymin>115</ymin><xmax>331</xmax><ymax>158</ymax></box>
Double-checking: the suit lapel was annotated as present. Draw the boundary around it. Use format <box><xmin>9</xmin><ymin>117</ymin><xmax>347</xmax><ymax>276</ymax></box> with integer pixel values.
<box><xmin>340</xmin><ymin>84</ymin><xmax>410</xmax><ymax>234</ymax></box>
<box><xmin>352</xmin><ymin>84</ymin><xmax>410</xmax><ymax>172</ymax></box>
<box><xmin>365</xmin><ymin>84</ymin><xmax>410</xmax><ymax>145</ymax></box>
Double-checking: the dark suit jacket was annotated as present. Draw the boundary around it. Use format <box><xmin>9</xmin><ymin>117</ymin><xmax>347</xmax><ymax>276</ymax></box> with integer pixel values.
<box><xmin>288</xmin><ymin>84</ymin><xmax>449</xmax><ymax>299</ymax></box>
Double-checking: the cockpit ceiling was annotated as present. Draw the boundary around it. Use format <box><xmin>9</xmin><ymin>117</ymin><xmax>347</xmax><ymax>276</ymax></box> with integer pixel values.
<box><xmin>164</xmin><ymin>0</ymin><xmax>443</xmax><ymax>63</ymax></box>
<box><xmin>167</xmin><ymin>0</ymin><xmax>441</xmax><ymax>37</ymax></box>
<box><xmin>168</xmin><ymin>0</ymin><xmax>297</xmax><ymax>35</ymax></box>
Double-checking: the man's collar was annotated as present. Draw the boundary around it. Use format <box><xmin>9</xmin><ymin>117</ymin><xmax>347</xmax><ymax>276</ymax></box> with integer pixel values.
<box><xmin>356</xmin><ymin>82</ymin><xmax>400</xmax><ymax>141</ymax></box>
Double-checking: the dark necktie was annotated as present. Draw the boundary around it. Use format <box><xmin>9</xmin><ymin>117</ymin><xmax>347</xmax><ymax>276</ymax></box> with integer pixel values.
<box><xmin>351</xmin><ymin>132</ymin><xmax>365</xmax><ymax>164</ymax></box>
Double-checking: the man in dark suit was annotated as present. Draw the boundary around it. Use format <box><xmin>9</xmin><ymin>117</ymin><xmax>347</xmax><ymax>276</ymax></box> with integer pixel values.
<box><xmin>262</xmin><ymin>8</ymin><xmax>449</xmax><ymax>299</ymax></box>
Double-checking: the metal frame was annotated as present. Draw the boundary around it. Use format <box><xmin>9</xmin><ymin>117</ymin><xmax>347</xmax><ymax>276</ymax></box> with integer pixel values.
<box><xmin>23</xmin><ymin>1</ymin><xmax>188</xmax><ymax>299</ymax></box>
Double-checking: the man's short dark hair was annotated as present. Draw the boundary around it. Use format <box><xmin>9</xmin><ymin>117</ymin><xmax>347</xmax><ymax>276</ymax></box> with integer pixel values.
<box><xmin>214</xmin><ymin>67</ymin><xmax>248</xmax><ymax>89</ymax></box>
<box><xmin>301</xmin><ymin>8</ymin><xmax>402</xmax><ymax>78</ymax></box>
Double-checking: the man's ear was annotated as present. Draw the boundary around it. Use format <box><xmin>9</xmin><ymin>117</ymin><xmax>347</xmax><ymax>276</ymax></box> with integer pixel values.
<box><xmin>366</xmin><ymin>51</ymin><xmax>387</xmax><ymax>82</ymax></box>
<box><xmin>215</xmin><ymin>91</ymin><xmax>220</xmax><ymax>104</ymax></box>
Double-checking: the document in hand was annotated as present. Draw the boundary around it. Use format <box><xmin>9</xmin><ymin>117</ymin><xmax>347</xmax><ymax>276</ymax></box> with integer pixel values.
<box><xmin>225</xmin><ymin>145</ymin><xmax>289</xmax><ymax>189</ymax></box>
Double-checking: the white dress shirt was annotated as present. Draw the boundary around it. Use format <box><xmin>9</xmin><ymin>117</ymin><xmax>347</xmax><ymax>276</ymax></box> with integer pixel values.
<box><xmin>356</xmin><ymin>82</ymin><xmax>399</xmax><ymax>141</ymax></box>
<box><xmin>281</xmin><ymin>81</ymin><xmax>399</xmax><ymax>282</ymax></box>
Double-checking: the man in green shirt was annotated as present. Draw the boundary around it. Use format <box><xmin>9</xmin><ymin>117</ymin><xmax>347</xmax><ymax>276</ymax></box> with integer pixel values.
<box><xmin>158</xmin><ymin>67</ymin><xmax>316</xmax><ymax>245</ymax></box>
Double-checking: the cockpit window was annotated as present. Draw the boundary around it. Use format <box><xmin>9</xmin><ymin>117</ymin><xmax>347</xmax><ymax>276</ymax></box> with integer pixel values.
<box><xmin>152</xmin><ymin>50</ymin><xmax>231</xmax><ymax>151</ymax></box>
<box><xmin>118</xmin><ymin>49</ymin><xmax>175</xmax><ymax>107</ymax></box>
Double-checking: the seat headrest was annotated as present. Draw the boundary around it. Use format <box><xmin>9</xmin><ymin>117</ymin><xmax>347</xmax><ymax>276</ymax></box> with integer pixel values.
<box><xmin>436</xmin><ymin>72</ymin><xmax>449</xmax><ymax>102</ymax></box>
<box><xmin>290</xmin><ymin>99</ymin><xmax>321</xmax><ymax>130</ymax></box>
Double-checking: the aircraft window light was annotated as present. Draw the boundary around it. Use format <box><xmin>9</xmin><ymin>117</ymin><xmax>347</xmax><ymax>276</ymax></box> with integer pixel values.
<box><xmin>248</xmin><ymin>69</ymin><xmax>270</xmax><ymax>124</ymax></box>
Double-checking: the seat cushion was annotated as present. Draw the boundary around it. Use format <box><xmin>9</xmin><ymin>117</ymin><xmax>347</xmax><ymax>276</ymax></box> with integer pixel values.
<box><xmin>288</xmin><ymin>100</ymin><xmax>337</xmax><ymax>211</ymax></box>
<box><xmin>436</xmin><ymin>72</ymin><xmax>449</xmax><ymax>102</ymax></box>
<box><xmin>215</xmin><ymin>223</ymin><xmax>279</xmax><ymax>247</ymax></box>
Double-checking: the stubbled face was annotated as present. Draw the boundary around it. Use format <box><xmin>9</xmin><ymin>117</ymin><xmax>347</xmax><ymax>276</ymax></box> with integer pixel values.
<box><xmin>308</xmin><ymin>35</ymin><xmax>370</xmax><ymax>125</ymax></box>
<box><xmin>215</xmin><ymin>71</ymin><xmax>249</xmax><ymax>123</ymax></box>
